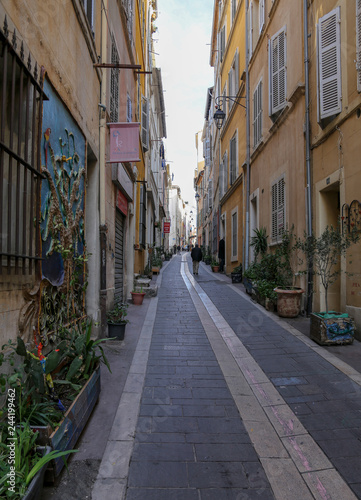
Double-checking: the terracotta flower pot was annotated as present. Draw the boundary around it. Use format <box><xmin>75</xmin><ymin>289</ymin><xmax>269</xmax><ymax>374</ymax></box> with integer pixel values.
<box><xmin>274</xmin><ymin>287</ymin><xmax>304</xmax><ymax>318</ymax></box>
<box><xmin>131</xmin><ymin>291</ymin><xmax>145</xmax><ymax>305</ymax></box>
<box><xmin>212</xmin><ymin>266</ymin><xmax>220</xmax><ymax>272</ymax></box>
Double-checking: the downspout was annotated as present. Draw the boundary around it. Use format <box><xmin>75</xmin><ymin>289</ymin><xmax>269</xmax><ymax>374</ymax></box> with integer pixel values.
<box><xmin>244</xmin><ymin>0</ymin><xmax>250</xmax><ymax>270</ymax></box>
<box><xmin>99</xmin><ymin>0</ymin><xmax>108</xmax><ymax>333</ymax></box>
<box><xmin>304</xmin><ymin>0</ymin><xmax>313</xmax><ymax>315</ymax></box>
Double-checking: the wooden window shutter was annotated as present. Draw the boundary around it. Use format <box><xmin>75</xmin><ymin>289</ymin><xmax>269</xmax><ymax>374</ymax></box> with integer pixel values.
<box><xmin>270</xmin><ymin>28</ymin><xmax>287</xmax><ymax>115</ymax></box>
<box><xmin>253</xmin><ymin>80</ymin><xmax>262</xmax><ymax>148</ymax></box>
<box><xmin>271</xmin><ymin>177</ymin><xmax>285</xmax><ymax>242</ymax></box>
<box><xmin>318</xmin><ymin>7</ymin><xmax>341</xmax><ymax>118</ymax></box>
<box><xmin>235</xmin><ymin>50</ymin><xmax>239</xmax><ymax>93</ymax></box>
<box><xmin>220</xmin><ymin>26</ymin><xmax>226</xmax><ymax>62</ymax></box>
<box><xmin>249</xmin><ymin>2</ymin><xmax>253</xmax><ymax>57</ymax></box>
<box><xmin>141</xmin><ymin>97</ymin><xmax>149</xmax><ymax>151</ymax></box>
<box><xmin>357</xmin><ymin>1</ymin><xmax>361</xmax><ymax>91</ymax></box>
<box><xmin>127</xmin><ymin>94</ymin><xmax>132</xmax><ymax>122</ymax></box>
<box><xmin>259</xmin><ymin>0</ymin><xmax>265</xmax><ymax>33</ymax></box>
<box><xmin>208</xmin><ymin>180</ymin><xmax>213</xmax><ymax>209</ymax></box>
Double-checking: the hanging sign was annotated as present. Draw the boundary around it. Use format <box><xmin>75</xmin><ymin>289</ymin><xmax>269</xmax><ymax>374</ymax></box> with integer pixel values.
<box><xmin>163</xmin><ymin>222</ymin><xmax>171</xmax><ymax>233</ymax></box>
<box><xmin>108</xmin><ymin>122</ymin><xmax>140</xmax><ymax>163</ymax></box>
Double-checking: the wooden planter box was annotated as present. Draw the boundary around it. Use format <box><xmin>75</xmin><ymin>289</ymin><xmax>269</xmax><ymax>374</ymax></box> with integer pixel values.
<box><xmin>310</xmin><ymin>312</ymin><xmax>355</xmax><ymax>346</ymax></box>
<box><xmin>34</xmin><ymin>366</ymin><xmax>101</xmax><ymax>482</ymax></box>
<box><xmin>231</xmin><ymin>272</ymin><xmax>242</xmax><ymax>283</ymax></box>
<box><xmin>23</xmin><ymin>446</ymin><xmax>51</xmax><ymax>500</ymax></box>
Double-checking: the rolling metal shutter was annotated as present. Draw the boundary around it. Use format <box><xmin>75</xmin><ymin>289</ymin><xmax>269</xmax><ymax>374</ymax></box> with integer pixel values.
<box><xmin>115</xmin><ymin>209</ymin><xmax>125</xmax><ymax>300</ymax></box>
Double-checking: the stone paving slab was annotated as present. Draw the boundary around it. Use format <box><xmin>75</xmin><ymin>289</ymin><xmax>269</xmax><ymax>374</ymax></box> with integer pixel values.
<box><xmin>92</xmin><ymin>255</ymin><xmax>361</xmax><ymax>500</ymax></box>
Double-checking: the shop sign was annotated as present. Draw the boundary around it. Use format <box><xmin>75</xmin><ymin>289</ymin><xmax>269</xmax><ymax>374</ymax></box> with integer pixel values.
<box><xmin>108</xmin><ymin>123</ymin><xmax>140</xmax><ymax>163</ymax></box>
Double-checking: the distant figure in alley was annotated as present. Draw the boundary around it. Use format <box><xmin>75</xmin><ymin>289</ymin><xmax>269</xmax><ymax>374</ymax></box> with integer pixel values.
<box><xmin>191</xmin><ymin>243</ymin><xmax>203</xmax><ymax>275</ymax></box>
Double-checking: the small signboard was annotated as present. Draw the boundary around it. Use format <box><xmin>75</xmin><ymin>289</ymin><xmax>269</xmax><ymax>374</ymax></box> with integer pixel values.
<box><xmin>108</xmin><ymin>123</ymin><xmax>140</xmax><ymax>163</ymax></box>
<box><xmin>116</xmin><ymin>189</ymin><xmax>128</xmax><ymax>216</ymax></box>
<box><xmin>163</xmin><ymin>221</ymin><xmax>171</xmax><ymax>233</ymax></box>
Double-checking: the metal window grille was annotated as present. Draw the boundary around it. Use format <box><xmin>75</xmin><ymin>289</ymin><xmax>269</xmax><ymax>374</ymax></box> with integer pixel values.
<box><xmin>110</xmin><ymin>34</ymin><xmax>119</xmax><ymax>123</ymax></box>
<box><xmin>0</xmin><ymin>18</ymin><xmax>47</xmax><ymax>276</ymax></box>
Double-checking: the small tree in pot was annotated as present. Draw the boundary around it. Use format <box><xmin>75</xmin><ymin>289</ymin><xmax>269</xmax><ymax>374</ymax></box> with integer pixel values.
<box><xmin>296</xmin><ymin>224</ymin><xmax>360</xmax><ymax>344</ymax></box>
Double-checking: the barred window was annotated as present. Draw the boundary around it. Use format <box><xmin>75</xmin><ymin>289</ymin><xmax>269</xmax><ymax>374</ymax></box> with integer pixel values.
<box><xmin>0</xmin><ymin>20</ymin><xmax>47</xmax><ymax>275</ymax></box>
<box><xmin>110</xmin><ymin>33</ymin><xmax>119</xmax><ymax>123</ymax></box>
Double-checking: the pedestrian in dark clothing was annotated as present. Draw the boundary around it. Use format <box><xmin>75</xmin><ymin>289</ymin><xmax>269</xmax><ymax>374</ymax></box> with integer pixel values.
<box><xmin>177</xmin><ymin>245</ymin><xmax>181</xmax><ymax>255</ymax></box>
<box><xmin>218</xmin><ymin>237</ymin><xmax>225</xmax><ymax>272</ymax></box>
<box><xmin>191</xmin><ymin>244</ymin><xmax>203</xmax><ymax>275</ymax></box>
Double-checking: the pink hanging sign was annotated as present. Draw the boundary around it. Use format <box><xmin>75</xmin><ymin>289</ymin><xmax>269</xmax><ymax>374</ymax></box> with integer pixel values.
<box><xmin>108</xmin><ymin>122</ymin><xmax>140</xmax><ymax>163</ymax></box>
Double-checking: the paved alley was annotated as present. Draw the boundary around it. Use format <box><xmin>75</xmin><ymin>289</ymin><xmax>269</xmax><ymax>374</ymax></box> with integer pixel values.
<box><xmin>90</xmin><ymin>253</ymin><xmax>361</xmax><ymax>500</ymax></box>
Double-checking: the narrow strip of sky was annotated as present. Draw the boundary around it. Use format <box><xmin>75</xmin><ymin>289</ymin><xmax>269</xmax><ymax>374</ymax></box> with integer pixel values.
<box><xmin>156</xmin><ymin>0</ymin><xmax>214</xmax><ymax>204</ymax></box>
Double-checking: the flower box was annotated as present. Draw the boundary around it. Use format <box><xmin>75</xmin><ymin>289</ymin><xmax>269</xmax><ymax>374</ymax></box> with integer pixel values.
<box><xmin>231</xmin><ymin>272</ymin><xmax>242</xmax><ymax>283</ymax></box>
<box><xmin>42</xmin><ymin>365</ymin><xmax>101</xmax><ymax>482</ymax></box>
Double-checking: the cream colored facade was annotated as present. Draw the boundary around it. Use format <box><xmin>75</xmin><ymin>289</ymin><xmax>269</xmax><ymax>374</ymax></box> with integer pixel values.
<box><xmin>204</xmin><ymin>0</ymin><xmax>361</xmax><ymax>332</ymax></box>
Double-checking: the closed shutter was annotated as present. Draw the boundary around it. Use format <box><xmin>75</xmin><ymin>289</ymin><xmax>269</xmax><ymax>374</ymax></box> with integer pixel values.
<box><xmin>141</xmin><ymin>97</ymin><xmax>149</xmax><ymax>151</ymax></box>
<box><xmin>220</xmin><ymin>26</ymin><xmax>226</xmax><ymax>62</ymax></box>
<box><xmin>270</xmin><ymin>28</ymin><xmax>287</xmax><ymax>115</ymax></box>
<box><xmin>235</xmin><ymin>50</ymin><xmax>239</xmax><ymax>93</ymax></box>
<box><xmin>208</xmin><ymin>180</ymin><xmax>213</xmax><ymax>210</ymax></box>
<box><xmin>318</xmin><ymin>7</ymin><xmax>341</xmax><ymax>118</ymax></box>
<box><xmin>357</xmin><ymin>1</ymin><xmax>361</xmax><ymax>91</ymax></box>
<box><xmin>230</xmin><ymin>136</ymin><xmax>237</xmax><ymax>185</ymax></box>
<box><xmin>115</xmin><ymin>209</ymin><xmax>125</xmax><ymax>301</ymax></box>
<box><xmin>271</xmin><ymin>177</ymin><xmax>285</xmax><ymax>242</ymax></box>
<box><xmin>259</xmin><ymin>0</ymin><xmax>265</xmax><ymax>33</ymax></box>
<box><xmin>127</xmin><ymin>94</ymin><xmax>132</xmax><ymax>122</ymax></box>
<box><xmin>253</xmin><ymin>80</ymin><xmax>262</xmax><ymax>148</ymax></box>
<box><xmin>110</xmin><ymin>34</ymin><xmax>119</xmax><ymax>123</ymax></box>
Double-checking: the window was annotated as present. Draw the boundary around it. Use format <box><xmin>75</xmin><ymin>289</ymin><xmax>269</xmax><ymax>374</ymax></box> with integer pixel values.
<box><xmin>228</xmin><ymin>51</ymin><xmax>239</xmax><ymax>112</ymax></box>
<box><xmin>122</xmin><ymin>0</ymin><xmax>133</xmax><ymax>41</ymax></box>
<box><xmin>219</xmin><ymin>25</ymin><xmax>226</xmax><ymax>62</ymax></box>
<box><xmin>229</xmin><ymin>134</ymin><xmax>237</xmax><ymax>185</ymax></box>
<box><xmin>317</xmin><ymin>7</ymin><xmax>341</xmax><ymax>120</ymax></box>
<box><xmin>248</xmin><ymin>2</ymin><xmax>253</xmax><ymax>57</ymax></box>
<box><xmin>212</xmin><ymin>211</ymin><xmax>218</xmax><ymax>254</ymax></box>
<box><xmin>139</xmin><ymin>182</ymin><xmax>146</xmax><ymax>247</ymax></box>
<box><xmin>0</xmin><ymin>27</ymin><xmax>46</xmax><ymax>275</ymax></box>
<box><xmin>127</xmin><ymin>93</ymin><xmax>132</xmax><ymax>122</ymax></box>
<box><xmin>204</xmin><ymin>126</ymin><xmax>211</xmax><ymax>168</ymax></box>
<box><xmin>269</xmin><ymin>27</ymin><xmax>287</xmax><ymax>116</ymax></box>
<box><xmin>271</xmin><ymin>177</ymin><xmax>285</xmax><ymax>243</ymax></box>
<box><xmin>220</xmin><ymin>152</ymin><xmax>228</xmax><ymax>198</ymax></box>
<box><xmin>110</xmin><ymin>34</ymin><xmax>119</xmax><ymax>123</ymax></box>
<box><xmin>208</xmin><ymin>179</ymin><xmax>213</xmax><ymax>210</ymax></box>
<box><xmin>141</xmin><ymin>96</ymin><xmax>149</xmax><ymax>151</ymax></box>
<box><xmin>82</xmin><ymin>0</ymin><xmax>94</xmax><ymax>31</ymax></box>
<box><xmin>231</xmin><ymin>0</ymin><xmax>237</xmax><ymax>23</ymax></box>
<box><xmin>231</xmin><ymin>209</ymin><xmax>238</xmax><ymax>259</ymax></box>
<box><xmin>253</xmin><ymin>79</ymin><xmax>263</xmax><ymax>148</ymax></box>
<box><xmin>259</xmin><ymin>0</ymin><xmax>265</xmax><ymax>34</ymax></box>
<box><xmin>357</xmin><ymin>1</ymin><xmax>361</xmax><ymax>91</ymax></box>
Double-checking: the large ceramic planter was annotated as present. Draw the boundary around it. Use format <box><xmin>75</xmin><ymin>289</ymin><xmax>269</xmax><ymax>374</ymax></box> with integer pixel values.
<box><xmin>108</xmin><ymin>322</ymin><xmax>126</xmax><ymax>340</ymax></box>
<box><xmin>152</xmin><ymin>266</ymin><xmax>160</xmax><ymax>274</ymax></box>
<box><xmin>211</xmin><ymin>265</ymin><xmax>220</xmax><ymax>273</ymax></box>
<box><xmin>274</xmin><ymin>287</ymin><xmax>304</xmax><ymax>318</ymax></box>
<box><xmin>131</xmin><ymin>291</ymin><xmax>145</xmax><ymax>305</ymax></box>
<box><xmin>23</xmin><ymin>446</ymin><xmax>51</xmax><ymax>500</ymax></box>
<box><xmin>310</xmin><ymin>312</ymin><xmax>355</xmax><ymax>345</ymax></box>
<box><xmin>36</xmin><ymin>365</ymin><xmax>101</xmax><ymax>482</ymax></box>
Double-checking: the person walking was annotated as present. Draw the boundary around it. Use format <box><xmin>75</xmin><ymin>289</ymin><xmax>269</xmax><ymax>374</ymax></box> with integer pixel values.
<box><xmin>191</xmin><ymin>243</ymin><xmax>203</xmax><ymax>275</ymax></box>
<box><xmin>218</xmin><ymin>237</ymin><xmax>225</xmax><ymax>273</ymax></box>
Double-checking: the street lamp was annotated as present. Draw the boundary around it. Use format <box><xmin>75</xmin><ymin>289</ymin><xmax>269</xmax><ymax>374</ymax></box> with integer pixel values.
<box><xmin>213</xmin><ymin>95</ymin><xmax>246</xmax><ymax>129</ymax></box>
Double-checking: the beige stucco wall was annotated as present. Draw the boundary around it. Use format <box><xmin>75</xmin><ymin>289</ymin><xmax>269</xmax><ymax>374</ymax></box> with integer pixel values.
<box><xmin>0</xmin><ymin>0</ymin><xmax>102</xmax><ymax>344</ymax></box>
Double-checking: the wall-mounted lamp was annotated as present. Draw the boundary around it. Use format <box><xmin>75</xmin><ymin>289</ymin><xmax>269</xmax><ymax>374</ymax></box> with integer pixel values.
<box><xmin>213</xmin><ymin>95</ymin><xmax>246</xmax><ymax>129</ymax></box>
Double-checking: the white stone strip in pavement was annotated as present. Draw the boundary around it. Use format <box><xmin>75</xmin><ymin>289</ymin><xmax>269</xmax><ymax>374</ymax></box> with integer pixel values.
<box><xmin>181</xmin><ymin>257</ymin><xmax>357</xmax><ymax>500</ymax></box>
<box><xmin>91</xmin><ymin>274</ymin><xmax>162</xmax><ymax>500</ymax></box>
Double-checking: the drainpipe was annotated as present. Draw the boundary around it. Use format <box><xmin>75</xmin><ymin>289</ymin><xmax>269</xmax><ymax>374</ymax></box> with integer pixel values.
<box><xmin>244</xmin><ymin>0</ymin><xmax>250</xmax><ymax>271</ymax></box>
<box><xmin>304</xmin><ymin>0</ymin><xmax>313</xmax><ymax>315</ymax></box>
<box><xmin>99</xmin><ymin>0</ymin><xmax>108</xmax><ymax>334</ymax></box>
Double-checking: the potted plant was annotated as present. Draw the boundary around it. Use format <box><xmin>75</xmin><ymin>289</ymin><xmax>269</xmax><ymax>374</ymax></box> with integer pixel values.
<box><xmin>231</xmin><ymin>264</ymin><xmax>243</xmax><ymax>283</ymax></box>
<box><xmin>250</xmin><ymin>227</ymin><xmax>268</xmax><ymax>262</ymax></box>
<box><xmin>211</xmin><ymin>260</ymin><xmax>220</xmax><ymax>272</ymax></box>
<box><xmin>296</xmin><ymin>224</ymin><xmax>360</xmax><ymax>345</ymax></box>
<box><xmin>272</xmin><ymin>229</ymin><xmax>304</xmax><ymax>318</ymax></box>
<box><xmin>131</xmin><ymin>287</ymin><xmax>145</xmax><ymax>305</ymax></box>
<box><xmin>107</xmin><ymin>299</ymin><xmax>129</xmax><ymax>340</ymax></box>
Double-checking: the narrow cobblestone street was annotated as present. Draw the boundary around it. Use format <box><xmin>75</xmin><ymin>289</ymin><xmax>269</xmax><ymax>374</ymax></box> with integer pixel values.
<box><xmin>85</xmin><ymin>254</ymin><xmax>361</xmax><ymax>499</ymax></box>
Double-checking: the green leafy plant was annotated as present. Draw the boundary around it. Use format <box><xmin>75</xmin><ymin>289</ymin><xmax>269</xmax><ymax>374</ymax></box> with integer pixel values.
<box><xmin>250</xmin><ymin>227</ymin><xmax>268</xmax><ymax>262</ymax></box>
<box><xmin>295</xmin><ymin>224</ymin><xmax>360</xmax><ymax>313</ymax></box>
<box><xmin>106</xmin><ymin>299</ymin><xmax>129</xmax><ymax>325</ymax></box>
<box><xmin>0</xmin><ymin>421</ymin><xmax>77</xmax><ymax>498</ymax></box>
<box><xmin>232</xmin><ymin>264</ymin><xmax>243</xmax><ymax>274</ymax></box>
